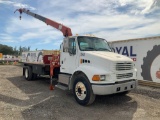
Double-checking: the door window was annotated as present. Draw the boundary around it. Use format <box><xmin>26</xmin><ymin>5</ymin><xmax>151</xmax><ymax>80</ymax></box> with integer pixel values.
<box><xmin>68</xmin><ymin>38</ymin><xmax>76</xmax><ymax>55</ymax></box>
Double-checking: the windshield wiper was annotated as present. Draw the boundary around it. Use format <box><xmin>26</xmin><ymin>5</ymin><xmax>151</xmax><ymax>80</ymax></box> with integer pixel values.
<box><xmin>85</xmin><ymin>47</ymin><xmax>95</xmax><ymax>51</ymax></box>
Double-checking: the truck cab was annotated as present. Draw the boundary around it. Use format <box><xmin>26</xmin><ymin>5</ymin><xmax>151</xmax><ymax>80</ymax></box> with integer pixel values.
<box><xmin>58</xmin><ymin>35</ymin><xmax>137</xmax><ymax>105</ymax></box>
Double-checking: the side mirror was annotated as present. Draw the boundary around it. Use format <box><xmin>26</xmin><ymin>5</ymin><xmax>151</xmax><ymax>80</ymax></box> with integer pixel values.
<box><xmin>63</xmin><ymin>38</ymin><xmax>69</xmax><ymax>51</ymax></box>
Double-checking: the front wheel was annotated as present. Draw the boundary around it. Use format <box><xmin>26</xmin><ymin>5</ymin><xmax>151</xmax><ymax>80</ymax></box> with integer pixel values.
<box><xmin>73</xmin><ymin>75</ymin><xmax>95</xmax><ymax>106</ymax></box>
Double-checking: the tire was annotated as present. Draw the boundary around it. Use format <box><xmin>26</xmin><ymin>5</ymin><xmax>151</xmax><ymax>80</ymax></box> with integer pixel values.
<box><xmin>73</xmin><ymin>75</ymin><xmax>95</xmax><ymax>106</ymax></box>
<box><xmin>24</xmin><ymin>66</ymin><xmax>33</xmax><ymax>81</ymax></box>
<box><xmin>141</xmin><ymin>45</ymin><xmax>160</xmax><ymax>81</ymax></box>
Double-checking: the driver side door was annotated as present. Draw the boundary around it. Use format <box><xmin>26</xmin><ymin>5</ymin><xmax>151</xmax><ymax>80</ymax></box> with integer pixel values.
<box><xmin>60</xmin><ymin>37</ymin><xmax>78</xmax><ymax>74</ymax></box>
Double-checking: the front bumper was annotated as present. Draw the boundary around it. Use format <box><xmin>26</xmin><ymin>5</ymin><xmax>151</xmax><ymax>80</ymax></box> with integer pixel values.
<box><xmin>92</xmin><ymin>79</ymin><xmax>137</xmax><ymax>95</ymax></box>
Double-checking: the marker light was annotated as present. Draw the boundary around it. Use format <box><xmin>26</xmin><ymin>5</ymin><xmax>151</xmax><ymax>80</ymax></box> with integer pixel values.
<box><xmin>80</xmin><ymin>59</ymin><xmax>83</xmax><ymax>64</ymax></box>
<box><xmin>92</xmin><ymin>75</ymin><xmax>100</xmax><ymax>81</ymax></box>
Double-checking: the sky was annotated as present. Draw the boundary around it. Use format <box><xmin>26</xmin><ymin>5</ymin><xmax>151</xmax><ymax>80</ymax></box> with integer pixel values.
<box><xmin>0</xmin><ymin>0</ymin><xmax>160</xmax><ymax>50</ymax></box>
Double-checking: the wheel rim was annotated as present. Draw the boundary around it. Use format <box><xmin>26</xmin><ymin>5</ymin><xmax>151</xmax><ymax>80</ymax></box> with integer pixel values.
<box><xmin>75</xmin><ymin>81</ymin><xmax>87</xmax><ymax>100</ymax></box>
<box><xmin>25</xmin><ymin>68</ymin><xmax>28</xmax><ymax>78</ymax></box>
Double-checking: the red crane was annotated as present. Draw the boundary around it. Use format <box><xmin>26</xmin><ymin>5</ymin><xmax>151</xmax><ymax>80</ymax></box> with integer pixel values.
<box><xmin>14</xmin><ymin>8</ymin><xmax>72</xmax><ymax>37</ymax></box>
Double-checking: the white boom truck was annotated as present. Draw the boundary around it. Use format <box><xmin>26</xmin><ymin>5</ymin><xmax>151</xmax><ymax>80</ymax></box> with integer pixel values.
<box><xmin>15</xmin><ymin>9</ymin><xmax>137</xmax><ymax>105</ymax></box>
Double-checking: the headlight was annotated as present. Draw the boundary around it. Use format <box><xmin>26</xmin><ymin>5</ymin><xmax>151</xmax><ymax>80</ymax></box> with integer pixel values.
<box><xmin>100</xmin><ymin>75</ymin><xmax>106</xmax><ymax>81</ymax></box>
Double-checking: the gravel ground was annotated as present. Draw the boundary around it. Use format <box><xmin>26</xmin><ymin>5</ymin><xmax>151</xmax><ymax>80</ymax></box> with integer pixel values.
<box><xmin>0</xmin><ymin>65</ymin><xmax>160</xmax><ymax>120</ymax></box>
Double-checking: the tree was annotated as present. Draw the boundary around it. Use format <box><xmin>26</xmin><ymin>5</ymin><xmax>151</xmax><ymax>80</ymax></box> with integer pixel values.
<box><xmin>0</xmin><ymin>44</ymin><xmax>14</xmax><ymax>54</ymax></box>
<box><xmin>27</xmin><ymin>46</ymin><xmax>30</xmax><ymax>51</ymax></box>
<box><xmin>0</xmin><ymin>44</ymin><xmax>31</xmax><ymax>55</ymax></box>
<box><xmin>13</xmin><ymin>46</ymin><xmax>18</xmax><ymax>56</ymax></box>
<box><xmin>19</xmin><ymin>46</ymin><xmax>22</xmax><ymax>55</ymax></box>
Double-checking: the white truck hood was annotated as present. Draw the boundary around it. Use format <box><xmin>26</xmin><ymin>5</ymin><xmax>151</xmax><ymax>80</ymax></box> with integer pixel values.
<box><xmin>84</xmin><ymin>51</ymin><xmax>132</xmax><ymax>62</ymax></box>
<box><xmin>79</xmin><ymin>51</ymin><xmax>133</xmax><ymax>71</ymax></box>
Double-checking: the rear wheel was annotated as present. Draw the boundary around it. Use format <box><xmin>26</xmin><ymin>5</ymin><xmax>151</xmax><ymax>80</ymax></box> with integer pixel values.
<box><xmin>73</xmin><ymin>75</ymin><xmax>95</xmax><ymax>105</ymax></box>
<box><xmin>24</xmin><ymin>66</ymin><xmax>33</xmax><ymax>81</ymax></box>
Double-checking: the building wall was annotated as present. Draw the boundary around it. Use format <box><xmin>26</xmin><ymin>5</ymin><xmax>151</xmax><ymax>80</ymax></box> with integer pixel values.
<box><xmin>109</xmin><ymin>36</ymin><xmax>160</xmax><ymax>83</ymax></box>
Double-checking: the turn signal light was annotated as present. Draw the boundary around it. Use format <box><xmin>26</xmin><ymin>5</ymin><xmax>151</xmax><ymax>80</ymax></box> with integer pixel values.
<box><xmin>92</xmin><ymin>75</ymin><xmax>100</xmax><ymax>81</ymax></box>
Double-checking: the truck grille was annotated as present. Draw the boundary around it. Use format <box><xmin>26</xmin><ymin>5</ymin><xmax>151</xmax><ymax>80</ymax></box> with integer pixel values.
<box><xmin>116</xmin><ymin>62</ymin><xmax>133</xmax><ymax>71</ymax></box>
<box><xmin>116</xmin><ymin>73</ymin><xmax>133</xmax><ymax>79</ymax></box>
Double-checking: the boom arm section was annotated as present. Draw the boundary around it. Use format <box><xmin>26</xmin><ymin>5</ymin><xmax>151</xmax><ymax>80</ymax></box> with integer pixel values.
<box><xmin>15</xmin><ymin>8</ymin><xmax>72</xmax><ymax>37</ymax></box>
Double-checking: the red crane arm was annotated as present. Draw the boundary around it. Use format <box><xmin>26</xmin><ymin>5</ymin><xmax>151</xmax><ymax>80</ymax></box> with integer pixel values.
<box><xmin>15</xmin><ymin>8</ymin><xmax>72</xmax><ymax>37</ymax></box>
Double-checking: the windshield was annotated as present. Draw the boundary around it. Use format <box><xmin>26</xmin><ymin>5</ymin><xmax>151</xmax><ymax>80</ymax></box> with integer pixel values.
<box><xmin>78</xmin><ymin>36</ymin><xmax>112</xmax><ymax>51</ymax></box>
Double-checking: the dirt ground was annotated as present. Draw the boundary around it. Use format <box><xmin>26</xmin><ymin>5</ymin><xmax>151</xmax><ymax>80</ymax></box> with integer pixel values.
<box><xmin>0</xmin><ymin>65</ymin><xmax>160</xmax><ymax>120</ymax></box>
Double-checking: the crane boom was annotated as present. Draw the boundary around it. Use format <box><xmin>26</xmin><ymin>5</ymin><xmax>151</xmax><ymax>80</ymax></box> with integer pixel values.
<box><xmin>15</xmin><ymin>8</ymin><xmax>72</xmax><ymax>37</ymax></box>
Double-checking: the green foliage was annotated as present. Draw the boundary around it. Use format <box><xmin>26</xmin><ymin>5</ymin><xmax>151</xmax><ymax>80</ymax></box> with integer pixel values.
<box><xmin>0</xmin><ymin>44</ymin><xmax>31</xmax><ymax>55</ymax></box>
<box><xmin>0</xmin><ymin>44</ymin><xmax>14</xmax><ymax>55</ymax></box>
<box><xmin>0</xmin><ymin>61</ymin><xmax>20</xmax><ymax>65</ymax></box>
